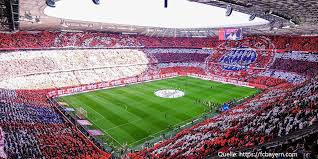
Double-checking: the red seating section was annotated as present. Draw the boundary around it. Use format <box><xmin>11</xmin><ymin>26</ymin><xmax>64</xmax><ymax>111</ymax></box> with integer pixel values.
<box><xmin>160</xmin><ymin>67</ymin><xmax>206</xmax><ymax>75</ymax></box>
<box><xmin>247</xmin><ymin>76</ymin><xmax>287</xmax><ymax>87</ymax></box>
<box><xmin>0</xmin><ymin>32</ymin><xmax>317</xmax><ymax>52</ymax></box>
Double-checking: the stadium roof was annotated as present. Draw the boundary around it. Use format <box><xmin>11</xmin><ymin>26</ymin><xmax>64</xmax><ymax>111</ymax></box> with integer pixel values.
<box><xmin>1</xmin><ymin>0</ymin><xmax>317</xmax><ymax>37</ymax></box>
<box><xmin>43</xmin><ymin>0</ymin><xmax>268</xmax><ymax>29</ymax></box>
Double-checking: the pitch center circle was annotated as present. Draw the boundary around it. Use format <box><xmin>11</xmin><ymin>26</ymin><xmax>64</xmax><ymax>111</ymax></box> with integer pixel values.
<box><xmin>154</xmin><ymin>89</ymin><xmax>185</xmax><ymax>98</ymax></box>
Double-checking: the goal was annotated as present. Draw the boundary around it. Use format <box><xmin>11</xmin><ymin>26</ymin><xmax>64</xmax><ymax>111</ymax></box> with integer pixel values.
<box><xmin>75</xmin><ymin>107</ymin><xmax>88</xmax><ymax>119</ymax></box>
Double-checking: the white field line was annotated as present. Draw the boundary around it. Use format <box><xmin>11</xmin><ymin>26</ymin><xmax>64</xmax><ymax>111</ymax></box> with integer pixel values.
<box><xmin>77</xmin><ymin>96</ymin><xmax>124</xmax><ymax>146</ymax></box>
<box><xmin>118</xmin><ymin>104</ymin><xmax>138</xmax><ymax>119</ymax></box>
<box><xmin>129</xmin><ymin>127</ymin><xmax>170</xmax><ymax>146</ymax></box>
<box><xmin>89</xmin><ymin>93</ymin><xmax>139</xmax><ymax>119</ymax></box>
<box><xmin>84</xmin><ymin>94</ymin><xmax>144</xmax><ymax>147</ymax></box>
<box><xmin>65</xmin><ymin>75</ymin><xmax>228</xmax><ymax>147</ymax></box>
<box><xmin>82</xmin><ymin>104</ymin><xmax>105</xmax><ymax>121</ymax></box>
<box><xmin>88</xmin><ymin>119</ymin><xmax>123</xmax><ymax>147</ymax></box>
<box><xmin>105</xmin><ymin>118</ymin><xmax>142</xmax><ymax>131</ymax></box>
<box><xmin>58</xmin><ymin>75</ymin><xmax>179</xmax><ymax>97</ymax></box>
<box><xmin>129</xmin><ymin>113</ymin><xmax>204</xmax><ymax>146</ymax></box>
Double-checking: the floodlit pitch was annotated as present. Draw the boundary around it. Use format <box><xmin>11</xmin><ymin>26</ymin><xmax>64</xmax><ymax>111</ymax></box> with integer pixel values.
<box><xmin>59</xmin><ymin>76</ymin><xmax>259</xmax><ymax>148</ymax></box>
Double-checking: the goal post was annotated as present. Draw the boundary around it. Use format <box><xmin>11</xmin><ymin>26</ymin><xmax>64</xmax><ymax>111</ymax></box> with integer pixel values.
<box><xmin>75</xmin><ymin>107</ymin><xmax>88</xmax><ymax>119</ymax></box>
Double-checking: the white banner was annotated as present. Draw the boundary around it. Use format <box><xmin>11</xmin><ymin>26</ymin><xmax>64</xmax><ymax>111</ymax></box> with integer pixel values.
<box><xmin>48</xmin><ymin>73</ymin><xmax>178</xmax><ymax>98</ymax></box>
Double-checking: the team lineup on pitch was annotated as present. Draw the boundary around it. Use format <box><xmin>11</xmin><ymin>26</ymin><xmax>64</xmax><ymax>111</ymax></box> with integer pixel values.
<box><xmin>59</xmin><ymin>76</ymin><xmax>259</xmax><ymax>149</ymax></box>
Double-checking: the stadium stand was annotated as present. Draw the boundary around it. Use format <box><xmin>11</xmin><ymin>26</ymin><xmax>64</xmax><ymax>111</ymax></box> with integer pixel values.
<box><xmin>0</xmin><ymin>32</ymin><xmax>317</xmax><ymax>158</ymax></box>
<box><xmin>3</xmin><ymin>46</ymin><xmax>316</xmax><ymax>91</ymax></box>
<box><xmin>206</xmin><ymin>49</ymin><xmax>273</xmax><ymax>81</ymax></box>
<box><xmin>270</xmin><ymin>59</ymin><xmax>318</xmax><ymax>78</ymax></box>
<box><xmin>0</xmin><ymin>49</ymin><xmax>149</xmax><ymax>89</ymax></box>
<box><xmin>0</xmin><ymin>32</ymin><xmax>317</xmax><ymax>52</ymax></box>
<box><xmin>143</xmin><ymin>48</ymin><xmax>212</xmax><ymax>76</ymax></box>
<box><xmin>247</xmin><ymin>76</ymin><xmax>288</xmax><ymax>87</ymax></box>
<box><xmin>0</xmin><ymin>89</ymin><xmax>112</xmax><ymax>159</ymax></box>
<box><xmin>128</xmin><ymin>79</ymin><xmax>318</xmax><ymax>158</ymax></box>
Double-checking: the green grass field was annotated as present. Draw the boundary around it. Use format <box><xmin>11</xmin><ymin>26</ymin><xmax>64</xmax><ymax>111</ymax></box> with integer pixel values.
<box><xmin>59</xmin><ymin>76</ymin><xmax>258</xmax><ymax>148</ymax></box>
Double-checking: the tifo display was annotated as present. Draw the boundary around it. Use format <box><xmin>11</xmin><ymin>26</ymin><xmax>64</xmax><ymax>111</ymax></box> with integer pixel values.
<box><xmin>0</xmin><ymin>32</ymin><xmax>317</xmax><ymax>159</ymax></box>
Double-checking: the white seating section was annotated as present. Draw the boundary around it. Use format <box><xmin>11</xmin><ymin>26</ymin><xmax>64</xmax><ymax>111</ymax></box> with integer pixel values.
<box><xmin>0</xmin><ymin>49</ymin><xmax>149</xmax><ymax>89</ymax></box>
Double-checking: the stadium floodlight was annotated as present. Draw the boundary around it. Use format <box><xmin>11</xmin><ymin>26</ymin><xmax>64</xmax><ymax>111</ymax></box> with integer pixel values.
<box><xmin>92</xmin><ymin>0</ymin><xmax>100</xmax><ymax>5</ymax></box>
<box><xmin>46</xmin><ymin>0</ymin><xmax>56</xmax><ymax>8</ymax></box>
<box><xmin>249</xmin><ymin>13</ymin><xmax>256</xmax><ymax>21</ymax></box>
<box><xmin>225</xmin><ymin>5</ymin><xmax>232</xmax><ymax>16</ymax></box>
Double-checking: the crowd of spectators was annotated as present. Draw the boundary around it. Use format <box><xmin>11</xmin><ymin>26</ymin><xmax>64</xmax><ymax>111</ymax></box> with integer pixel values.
<box><xmin>0</xmin><ymin>49</ymin><xmax>148</xmax><ymax>77</ymax></box>
<box><xmin>257</xmin><ymin>70</ymin><xmax>306</xmax><ymax>84</ymax></box>
<box><xmin>1</xmin><ymin>47</ymin><xmax>317</xmax><ymax>90</ymax></box>
<box><xmin>0</xmin><ymin>73</ymin><xmax>310</xmax><ymax>158</ymax></box>
<box><xmin>0</xmin><ymin>48</ymin><xmax>215</xmax><ymax>90</ymax></box>
<box><xmin>151</xmin><ymin>53</ymin><xmax>209</xmax><ymax>64</ymax></box>
<box><xmin>244</xmin><ymin>51</ymin><xmax>318</xmax><ymax>87</ymax></box>
<box><xmin>275</xmin><ymin>51</ymin><xmax>318</xmax><ymax>61</ymax></box>
<box><xmin>258</xmin><ymin>131</ymin><xmax>318</xmax><ymax>159</ymax></box>
<box><xmin>0</xmin><ymin>32</ymin><xmax>318</xmax><ymax>158</ymax></box>
<box><xmin>128</xmin><ymin>78</ymin><xmax>318</xmax><ymax>158</ymax></box>
<box><xmin>0</xmin><ymin>32</ymin><xmax>317</xmax><ymax>158</ymax></box>
<box><xmin>143</xmin><ymin>48</ymin><xmax>214</xmax><ymax>54</ymax></box>
<box><xmin>0</xmin><ymin>126</ymin><xmax>6</xmax><ymax>159</ymax></box>
<box><xmin>206</xmin><ymin>48</ymin><xmax>273</xmax><ymax>81</ymax></box>
<box><xmin>270</xmin><ymin>55</ymin><xmax>318</xmax><ymax>78</ymax></box>
<box><xmin>160</xmin><ymin>67</ymin><xmax>206</xmax><ymax>76</ymax></box>
<box><xmin>0</xmin><ymin>49</ymin><xmax>149</xmax><ymax>89</ymax></box>
<box><xmin>143</xmin><ymin>49</ymin><xmax>212</xmax><ymax>76</ymax></box>
<box><xmin>0</xmin><ymin>89</ymin><xmax>111</xmax><ymax>159</ymax></box>
<box><xmin>0</xmin><ymin>32</ymin><xmax>317</xmax><ymax>52</ymax></box>
<box><xmin>270</xmin><ymin>36</ymin><xmax>318</xmax><ymax>52</ymax></box>
<box><xmin>247</xmin><ymin>76</ymin><xmax>287</xmax><ymax>87</ymax></box>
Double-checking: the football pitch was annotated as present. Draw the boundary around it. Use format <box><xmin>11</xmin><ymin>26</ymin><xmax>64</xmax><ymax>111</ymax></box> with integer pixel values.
<box><xmin>59</xmin><ymin>76</ymin><xmax>259</xmax><ymax>148</ymax></box>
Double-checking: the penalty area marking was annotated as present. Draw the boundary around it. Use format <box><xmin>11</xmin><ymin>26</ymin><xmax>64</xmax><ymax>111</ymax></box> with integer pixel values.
<box><xmin>89</xmin><ymin>118</ymin><xmax>123</xmax><ymax>147</ymax></box>
<box><xmin>129</xmin><ymin>113</ymin><xmax>203</xmax><ymax>146</ymax></box>
<box><xmin>105</xmin><ymin>118</ymin><xmax>142</xmax><ymax>131</ymax></box>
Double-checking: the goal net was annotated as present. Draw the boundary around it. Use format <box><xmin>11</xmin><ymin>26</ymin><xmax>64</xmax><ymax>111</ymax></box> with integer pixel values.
<box><xmin>75</xmin><ymin>107</ymin><xmax>88</xmax><ymax>119</ymax></box>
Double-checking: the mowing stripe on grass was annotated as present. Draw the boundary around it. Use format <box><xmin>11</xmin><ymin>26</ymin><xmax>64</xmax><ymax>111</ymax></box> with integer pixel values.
<box><xmin>60</xmin><ymin>76</ymin><xmax>259</xmax><ymax>148</ymax></box>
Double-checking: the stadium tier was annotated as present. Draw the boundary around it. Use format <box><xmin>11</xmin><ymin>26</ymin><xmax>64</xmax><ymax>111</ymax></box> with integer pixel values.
<box><xmin>0</xmin><ymin>32</ymin><xmax>317</xmax><ymax>159</ymax></box>
<box><xmin>0</xmin><ymin>32</ymin><xmax>317</xmax><ymax>52</ymax></box>
<box><xmin>1</xmin><ymin>44</ymin><xmax>318</xmax><ymax>90</ymax></box>
<box><xmin>0</xmin><ymin>89</ymin><xmax>111</xmax><ymax>159</ymax></box>
<box><xmin>129</xmin><ymin>80</ymin><xmax>318</xmax><ymax>158</ymax></box>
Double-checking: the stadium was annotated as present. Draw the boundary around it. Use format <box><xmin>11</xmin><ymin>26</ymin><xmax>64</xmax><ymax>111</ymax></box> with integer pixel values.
<box><xmin>0</xmin><ymin>0</ymin><xmax>317</xmax><ymax>158</ymax></box>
